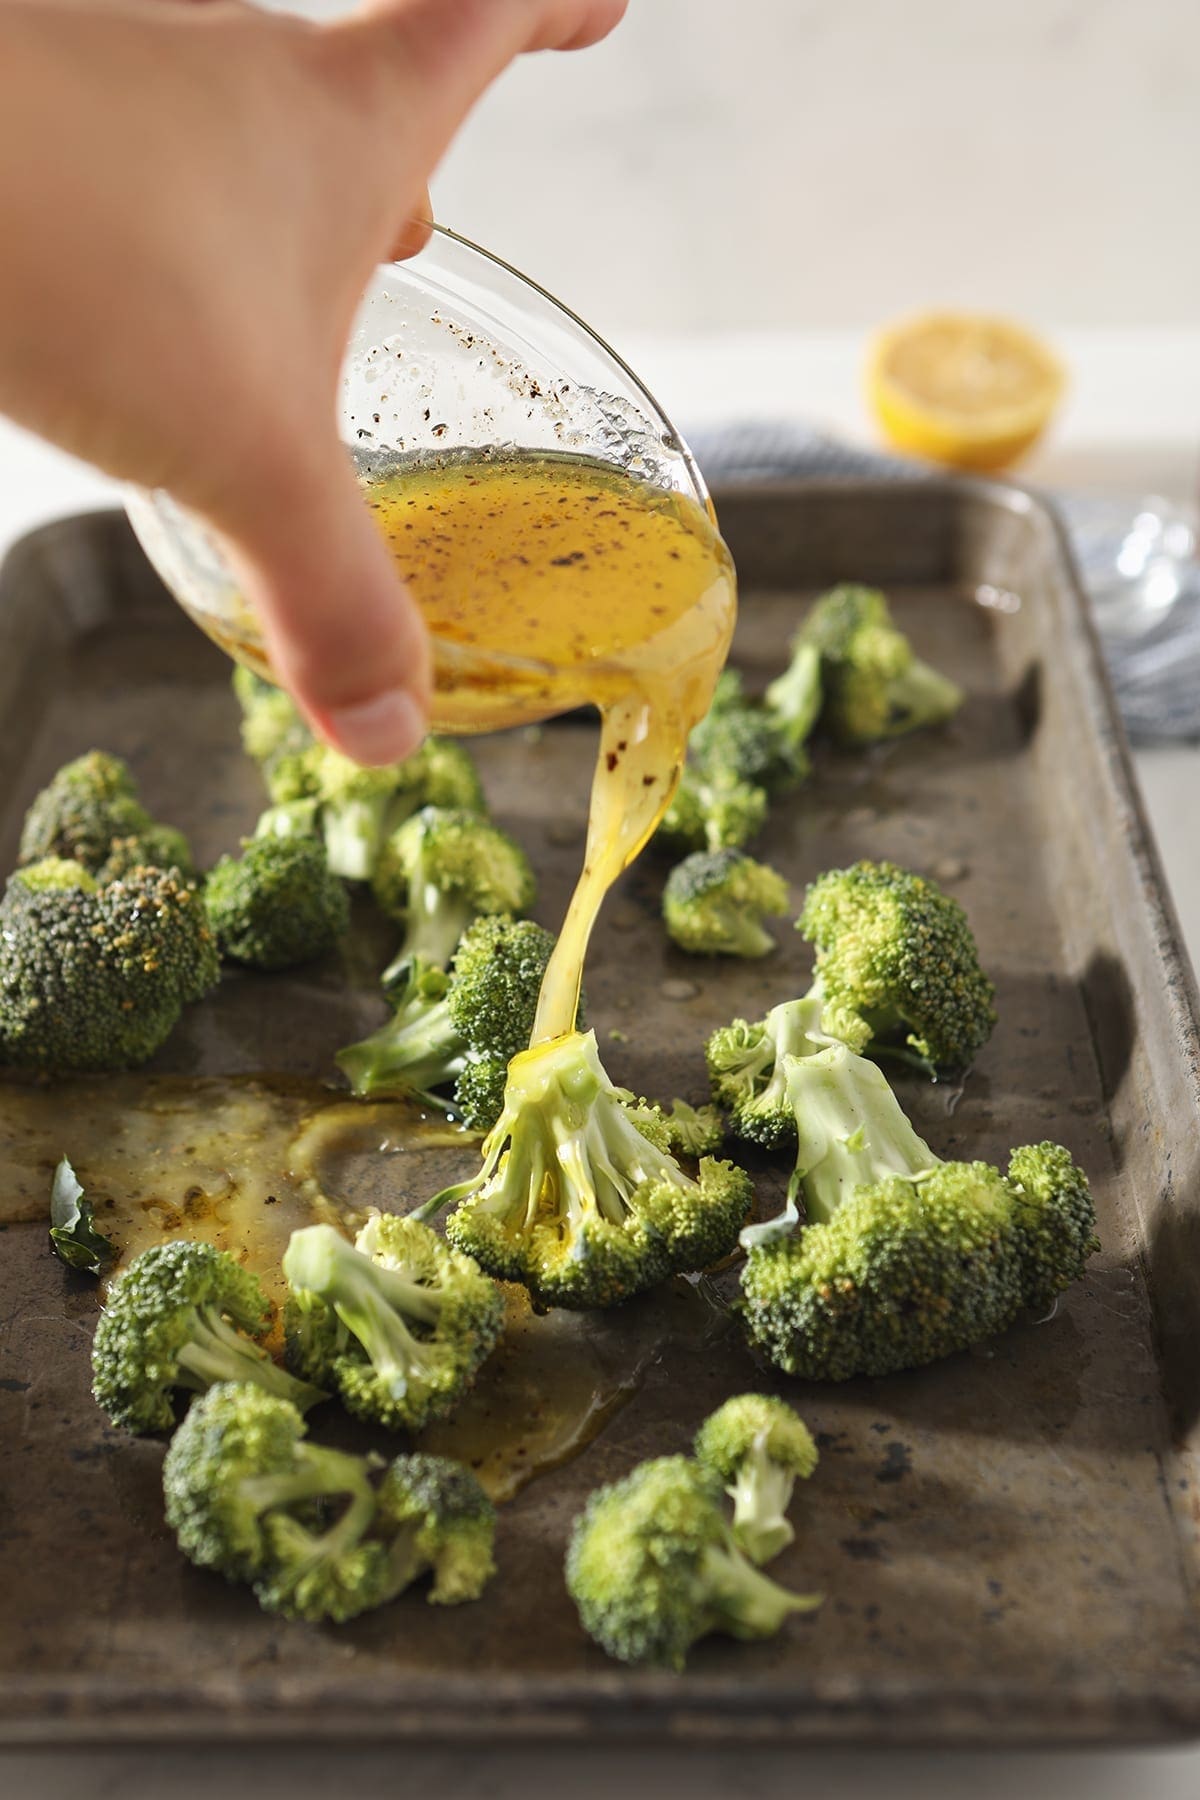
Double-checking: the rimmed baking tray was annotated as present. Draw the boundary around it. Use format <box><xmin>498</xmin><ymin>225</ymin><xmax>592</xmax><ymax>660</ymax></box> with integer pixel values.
<box><xmin>0</xmin><ymin>481</ymin><xmax>1198</xmax><ymax>1748</ymax></box>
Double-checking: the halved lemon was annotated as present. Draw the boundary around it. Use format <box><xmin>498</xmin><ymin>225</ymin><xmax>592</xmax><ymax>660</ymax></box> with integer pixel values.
<box><xmin>867</xmin><ymin>312</ymin><xmax>1065</xmax><ymax>471</ymax></box>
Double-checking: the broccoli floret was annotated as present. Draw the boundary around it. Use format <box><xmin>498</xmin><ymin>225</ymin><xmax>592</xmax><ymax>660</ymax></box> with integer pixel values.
<box><xmin>0</xmin><ymin>861</ymin><xmax>220</xmax><ymax>1072</ymax></box>
<box><xmin>421</xmin><ymin>1030</ymin><xmax>752</xmax><ymax>1311</ymax></box>
<box><xmin>375</xmin><ymin>1452</ymin><xmax>496</xmax><ymax>1605</ymax></box>
<box><xmin>688</xmin><ymin>673</ymin><xmax>806</xmax><ymax>792</ymax></box>
<box><xmin>798</xmin><ymin>859</ymin><xmax>996</xmax><ymax>1073</ymax></box>
<box><xmin>738</xmin><ymin>1038</ymin><xmax>1099</xmax><ymax>1380</ymax></box>
<box><xmin>163</xmin><ymin>1382</ymin><xmax>390</xmax><ymax>1622</ymax></box>
<box><xmin>565</xmin><ymin>1454</ymin><xmax>821</xmax><ymax>1669</ymax></box>
<box><xmin>658</xmin><ymin>765</ymin><xmax>769</xmax><ymax>854</ymax></box>
<box><xmin>165</xmin><ymin>1385</ymin><xmax>495</xmax><ymax>1621</ymax></box>
<box><xmin>373</xmin><ymin>806</ymin><xmax>536</xmax><ymax>985</ymax></box>
<box><xmin>621</xmin><ymin>1096</ymin><xmax>726</xmax><ymax>1158</ymax></box>
<box><xmin>694</xmin><ymin>1395</ymin><xmax>819</xmax><ymax>1565</ymax></box>
<box><xmin>282</xmin><ymin>1214</ymin><xmax>504</xmax><ymax>1432</ymax></box>
<box><xmin>280</xmin><ymin>738</ymin><xmax>486</xmax><ymax>882</ymax></box>
<box><xmin>18</xmin><ymin>750</ymin><xmax>194</xmax><ymax>879</ymax></box>
<box><xmin>253</xmin><ymin>797</ymin><xmax>321</xmax><ymax>843</ymax></box>
<box><xmin>205</xmin><ymin>836</ymin><xmax>350</xmax><ymax>971</ymax></box>
<box><xmin>95</xmin><ymin>822</ymin><xmax>194</xmax><ymax>884</ymax></box>
<box><xmin>231</xmin><ymin>667</ymin><xmax>313</xmax><ymax>767</ymax></box>
<box><xmin>657</xmin><ymin>671</ymin><xmax>799</xmax><ymax>855</ymax></box>
<box><xmin>314</xmin><ymin>750</ymin><xmax>413</xmax><ymax>882</ymax></box>
<box><xmin>763</xmin><ymin>640</ymin><xmax>823</xmax><ymax>757</ymax></box>
<box><xmin>706</xmin><ymin>997</ymin><xmax>833</xmax><ymax>1150</ymax></box>
<box><xmin>91</xmin><ymin>1241</ymin><xmax>325</xmax><ymax>1433</ymax></box>
<box><xmin>792</xmin><ymin>583</ymin><xmax>963</xmax><ymax>745</ymax></box>
<box><xmin>336</xmin><ymin>915</ymin><xmax>563</xmax><ymax>1127</ymax></box>
<box><xmin>664</xmin><ymin>848</ymin><xmax>789</xmax><ymax>958</ymax></box>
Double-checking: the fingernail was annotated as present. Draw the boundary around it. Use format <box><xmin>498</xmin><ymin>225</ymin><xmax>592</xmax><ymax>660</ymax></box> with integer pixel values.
<box><xmin>325</xmin><ymin>689</ymin><xmax>425</xmax><ymax>765</ymax></box>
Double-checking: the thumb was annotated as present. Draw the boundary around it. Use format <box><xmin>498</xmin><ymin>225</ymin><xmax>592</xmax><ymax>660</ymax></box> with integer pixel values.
<box><xmin>217</xmin><ymin>451</ymin><xmax>432</xmax><ymax>766</ymax></box>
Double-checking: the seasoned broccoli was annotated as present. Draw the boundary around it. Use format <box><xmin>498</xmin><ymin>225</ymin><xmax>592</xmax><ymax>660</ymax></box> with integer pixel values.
<box><xmin>790</xmin><ymin>583</ymin><xmax>962</xmax><ymax>745</ymax></box>
<box><xmin>283</xmin><ymin>1213</ymin><xmax>504</xmax><ymax>1432</ymax></box>
<box><xmin>336</xmin><ymin>914</ymin><xmax>564</xmax><ymax>1127</ymax></box>
<box><xmin>694</xmin><ymin>1395</ymin><xmax>819</xmax><ymax>1565</ymax></box>
<box><xmin>0</xmin><ymin>861</ymin><xmax>219</xmax><ymax>1072</ymax></box>
<box><xmin>163</xmin><ymin>1382</ymin><xmax>390</xmax><ymax>1622</ymax></box>
<box><xmin>164</xmin><ymin>1385</ymin><xmax>495</xmax><ymax>1621</ymax></box>
<box><xmin>798</xmin><ymin>859</ymin><xmax>996</xmax><ymax>1073</ymax></box>
<box><xmin>621</xmin><ymin>1096</ymin><xmax>726</xmax><ymax>1158</ymax></box>
<box><xmin>565</xmin><ymin>1454</ymin><xmax>821</xmax><ymax>1669</ymax></box>
<box><xmin>373</xmin><ymin>806</ymin><xmax>536</xmax><ymax>988</ymax></box>
<box><xmin>657</xmin><ymin>671</ymin><xmax>797</xmax><ymax>855</ymax></box>
<box><xmin>688</xmin><ymin>670</ymin><xmax>807</xmax><ymax>792</ymax></box>
<box><xmin>205</xmin><ymin>836</ymin><xmax>349</xmax><ymax>971</ymax></box>
<box><xmin>420</xmin><ymin>1029</ymin><xmax>752</xmax><ymax>1311</ymax></box>
<box><xmin>254</xmin><ymin>797</ymin><xmax>321</xmax><ymax>842</ymax></box>
<box><xmin>663</xmin><ymin>848</ymin><xmax>790</xmax><ymax>958</ymax></box>
<box><xmin>18</xmin><ymin>750</ymin><xmax>194</xmax><ymax>878</ymax></box>
<box><xmin>91</xmin><ymin>1241</ymin><xmax>325</xmax><ymax>1433</ymax></box>
<box><xmin>376</xmin><ymin>1452</ymin><xmax>496</xmax><ymax>1605</ymax></box>
<box><xmin>706</xmin><ymin>996</ymin><xmax>830</xmax><ymax>1150</ymax></box>
<box><xmin>658</xmin><ymin>764</ymin><xmax>769</xmax><ymax>855</ymax></box>
<box><xmin>738</xmin><ymin>1037</ymin><xmax>1098</xmax><ymax>1381</ymax></box>
<box><xmin>312</xmin><ymin>739</ymin><xmax>486</xmax><ymax>881</ymax></box>
<box><xmin>231</xmin><ymin>666</ymin><xmax>313</xmax><ymax>767</ymax></box>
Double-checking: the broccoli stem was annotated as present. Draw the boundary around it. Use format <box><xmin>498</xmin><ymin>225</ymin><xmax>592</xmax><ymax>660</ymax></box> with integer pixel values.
<box><xmin>883</xmin><ymin>657</ymin><xmax>964</xmax><ymax>735</ymax></box>
<box><xmin>787</xmin><ymin>1043</ymin><xmax>936</xmax><ymax>1225</ymax></box>
<box><xmin>173</xmin><ymin>1307</ymin><xmax>324</xmax><ymax>1411</ymax></box>
<box><xmin>323</xmin><ymin>797</ymin><xmax>390</xmax><ymax>882</ymax></box>
<box><xmin>727</xmin><ymin>1436</ymin><xmax>796</xmax><ymax>1565</ymax></box>
<box><xmin>381</xmin><ymin>892</ymin><xmax>477</xmax><ymax>991</ymax></box>
<box><xmin>285</xmin><ymin>1228</ymin><xmax>445</xmax><ymax>1399</ymax></box>
<box><xmin>764</xmin><ymin>641</ymin><xmax>823</xmax><ymax>748</ymax></box>
<box><xmin>701</xmin><ymin>1541</ymin><xmax>821</xmax><ymax>1638</ymax></box>
<box><xmin>336</xmin><ymin>995</ymin><xmax>466</xmax><ymax>1102</ymax></box>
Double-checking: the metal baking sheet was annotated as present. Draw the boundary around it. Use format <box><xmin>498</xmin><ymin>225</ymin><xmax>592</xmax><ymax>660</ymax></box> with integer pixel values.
<box><xmin>1</xmin><ymin>484</ymin><xmax>1198</xmax><ymax>1748</ymax></box>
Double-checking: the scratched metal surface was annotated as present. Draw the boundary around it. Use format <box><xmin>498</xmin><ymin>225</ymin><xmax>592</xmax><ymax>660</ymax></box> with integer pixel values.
<box><xmin>0</xmin><ymin>486</ymin><xmax>1198</xmax><ymax>1747</ymax></box>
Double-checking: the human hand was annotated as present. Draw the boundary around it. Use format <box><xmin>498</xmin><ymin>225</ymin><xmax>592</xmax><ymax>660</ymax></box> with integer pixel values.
<box><xmin>0</xmin><ymin>0</ymin><xmax>625</xmax><ymax>761</ymax></box>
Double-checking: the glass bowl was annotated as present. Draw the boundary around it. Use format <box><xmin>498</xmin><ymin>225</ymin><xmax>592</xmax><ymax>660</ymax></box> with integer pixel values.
<box><xmin>125</xmin><ymin>225</ymin><xmax>714</xmax><ymax>733</ymax></box>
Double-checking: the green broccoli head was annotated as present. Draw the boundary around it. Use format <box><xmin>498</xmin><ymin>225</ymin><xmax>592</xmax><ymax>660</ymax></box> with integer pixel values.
<box><xmin>693</xmin><ymin>1394</ymin><xmax>819</xmax><ymax>1565</ymax></box>
<box><xmin>397</xmin><ymin>736</ymin><xmax>486</xmax><ymax>816</ymax></box>
<box><xmin>335</xmin><ymin>915</ymin><xmax>564</xmax><ymax>1126</ymax></box>
<box><xmin>95</xmin><ymin>822</ymin><xmax>195</xmax><ymax>884</ymax></box>
<box><xmin>739</xmin><ymin>1079</ymin><xmax>1098</xmax><ymax>1383</ymax></box>
<box><xmin>91</xmin><ymin>1241</ymin><xmax>325</xmax><ymax>1433</ymax></box>
<box><xmin>798</xmin><ymin>859</ymin><xmax>996</xmax><ymax>1073</ymax></box>
<box><xmin>282</xmin><ymin>1214</ymin><xmax>504</xmax><ymax>1432</ymax></box>
<box><xmin>664</xmin><ymin>848</ymin><xmax>789</xmax><ymax>959</ymax></box>
<box><xmin>295</xmin><ymin>737</ymin><xmax>485</xmax><ymax>882</ymax></box>
<box><xmin>18</xmin><ymin>750</ymin><xmax>194</xmax><ymax>878</ymax></box>
<box><xmin>373</xmin><ymin>806</ymin><xmax>536</xmax><ymax>986</ymax></box>
<box><xmin>794</xmin><ymin>583</ymin><xmax>963</xmax><ymax>744</ymax></box>
<box><xmin>231</xmin><ymin>667</ymin><xmax>313</xmax><ymax>767</ymax></box>
<box><xmin>565</xmin><ymin>1454</ymin><xmax>821</xmax><ymax>1670</ymax></box>
<box><xmin>688</xmin><ymin>692</ymin><xmax>805</xmax><ymax>794</ymax></box>
<box><xmin>375</xmin><ymin>1452</ymin><xmax>497</xmax><ymax>1605</ymax></box>
<box><xmin>0</xmin><ymin>862</ymin><xmax>220</xmax><ymax>1072</ymax></box>
<box><xmin>426</xmin><ymin>1030</ymin><xmax>751</xmax><ymax>1311</ymax></box>
<box><xmin>163</xmin><ymin>1381</ymin><xmax>389</xmax><ymax>1622</ymax></box>
<box><xmin>657</xmin><ymin>765</ymin><xmax>769</xmax><ymax>855</ymax></box>
<box><xmin>205</xmin><ymin>836</ymin><xmax>350</xmax><ymax>971</ymax></box>
<box><xmin>706</xmin><ymin>997</ymin><xmax>844</xmax><ymax>1150</ymax></box>
<box><xmin>621</xmin><ymin>1096</ymin><xmax>726</xmax><ymax>1159</ymax></box>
